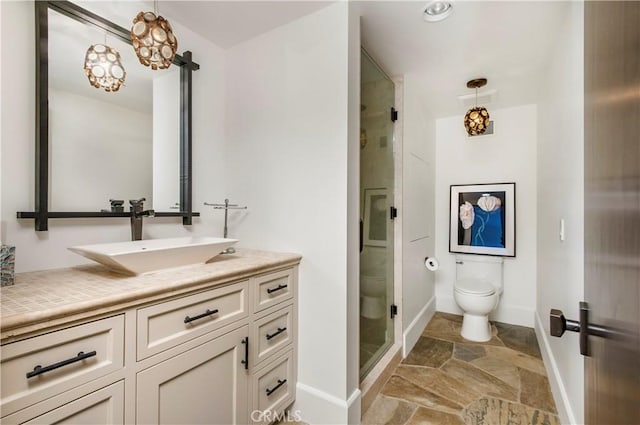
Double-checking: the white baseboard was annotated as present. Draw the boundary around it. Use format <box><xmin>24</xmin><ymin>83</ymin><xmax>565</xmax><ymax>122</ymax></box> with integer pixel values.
<box><xmin>347</xmin><ymin>388</ymin><xmax>361</xmax><ymax>425</ymax></box>
<box><xmin>436</xmin><ymin>295</ymin><xmax>534</xmax><ymax>327</ymax></box>
<box><xmin>293</xmin><ymin>382</ymin><xmax>361</xmax><ymax>425</ymax></box>
<box><xmin>402</xmin><ymin>295</ymin><xmax>435</xmax><ymax>357</ymax></box>
<box><xmin>534</xmin><ymin>312</ymin><xmax>577</xmax><ymax>425</ymax></box>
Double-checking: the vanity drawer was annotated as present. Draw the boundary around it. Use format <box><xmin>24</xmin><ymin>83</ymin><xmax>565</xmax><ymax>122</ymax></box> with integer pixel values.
<box><xmin>0</xmin><ymin>315</ymin><xmax>124</xmax><ymax>417</ymax></box>
<box><xmin>3</xmin><ymin>381</ymin><xmax>125</xmax><ymax>425</ymax></box>
<box><xmin>137</xmin><ymin>280</ymin><xmax>248</xmax><ymax>360</ymax></box>
<box><xmin>252</xmin><ymin>269</ymin><xmax>294</xmax><ymax>313</ymax></box>
<box><xmin>251</xmin><ymin>350</ymin><xmax>295</xmax><ymax>425</ymax></box>
<box><xmin>251</xmin><ymin>304</ymin><xmax>293</xmax><ymax>366</ymax></box>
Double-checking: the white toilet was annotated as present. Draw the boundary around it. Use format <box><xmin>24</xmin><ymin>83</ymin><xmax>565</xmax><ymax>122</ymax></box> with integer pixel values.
<box><xmin>360</xmin><ymin>275</ymin><xmax>386</xmax><ymax>319</ymax></box>
<box><xmin>453</xmin><ymin>255</ymin><xmax>504</xmax><ymax>342</ymax></box>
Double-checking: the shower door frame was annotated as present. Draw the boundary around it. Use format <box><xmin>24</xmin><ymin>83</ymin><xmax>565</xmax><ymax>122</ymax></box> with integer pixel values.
<box><xmin>359</xmin><ymin>48</ymin><xmax>404</xmax><ymax>382</ymax></box>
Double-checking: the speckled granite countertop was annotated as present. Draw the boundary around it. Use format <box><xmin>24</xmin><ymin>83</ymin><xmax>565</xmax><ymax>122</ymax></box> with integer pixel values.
<box><xmin>0</xmin><ymin>249</ymin><xmax>301</xmax><ymax>341</ymax></box>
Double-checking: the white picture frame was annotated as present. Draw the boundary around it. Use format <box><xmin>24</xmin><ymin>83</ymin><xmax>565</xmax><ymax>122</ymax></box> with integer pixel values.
<box><xmin>449</xmin><ymin>182</ymin><xmax>516</xmax><ymax>257</ymax></box>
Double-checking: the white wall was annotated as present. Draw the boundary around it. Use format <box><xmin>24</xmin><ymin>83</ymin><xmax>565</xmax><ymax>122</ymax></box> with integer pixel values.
<box><xmin>401</xmin><ymin>74</ymin><xmax>436</xmax><ymax>355</ymax></box>
<box><xmin>49</xmin><ymin>89</ymin><xmax>152</xmax><ymax>211</ymax></box>
<box><xmin>346</xmin><ymin>5</ymin><xmax>361</xmax><ymax>424</ymax></box>
<box><xmin>535</xmin><ymin>2</ymin><xmax>584</xmax><ymax>424</ymax></box>
<box><xmin>0</xmin><ymin>1</ymin><xmax>227</xmax><ymax>272</ymax></box>
<box><xmin>0</xmin><ymin>1</ymin><xmax>3</xmax><ymax>243</ymax></box>
<box><xmin>224</xmin><ymin>3</ymin><xmax>358</xmax><ymax>423</ymax></box>
<box><xmin>434</xmin><ymin>104</ymin><xmax>538</xmax><ymax>326</ymax></box>
<box><xmin>153</xmin><ymin>70</ymin><xmax>181</xmax><ymax>211</ymax></box>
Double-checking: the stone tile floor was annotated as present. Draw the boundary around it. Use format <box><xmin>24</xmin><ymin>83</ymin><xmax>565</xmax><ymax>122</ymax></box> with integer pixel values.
<box><xmin>362</xmin><ymin>312</ymin><xmax>560</xmax><ymax>425</ymax></box>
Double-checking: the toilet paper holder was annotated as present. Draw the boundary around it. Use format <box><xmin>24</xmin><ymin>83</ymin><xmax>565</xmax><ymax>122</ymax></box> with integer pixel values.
<box><xmin>424</xmin><ymin>256</ymin><xmax>439</xmax><ymax>271</ymax></box>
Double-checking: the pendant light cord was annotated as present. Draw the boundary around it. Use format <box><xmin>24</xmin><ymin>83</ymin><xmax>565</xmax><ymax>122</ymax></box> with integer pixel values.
<box><xmin>154</xmin><ymin>0</ymin><xmax>158</xmax><ymax>16</ymax></box>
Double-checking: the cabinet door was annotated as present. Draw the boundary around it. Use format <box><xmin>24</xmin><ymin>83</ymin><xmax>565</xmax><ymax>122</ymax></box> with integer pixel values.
<box><xmin>18</xmin><ymin>381</ymin><xmax>124</xmax><ymax>425</ymax></box>
<box><xmin>137</xmin><ymin>326</ymin><xmax>249</xmax><ymax>425</ymax></box>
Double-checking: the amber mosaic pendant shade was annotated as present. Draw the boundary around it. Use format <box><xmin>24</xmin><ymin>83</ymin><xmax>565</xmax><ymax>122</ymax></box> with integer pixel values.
<box><xmin>464</xmin><ymin>106</ymin><xmax>490</xmax><ymax>135</ymax></box>
<box><xmin>83</xmin><ymin>44</ymin><xmax>126</xmax><ymax>92</ymax></box>
<box><xmin>464</xmin><ymin>78</ymin><xmax>490</xmax><ymax>136</ymax></box>
<box><xmin>131</xmin><ymin>11</ymin><xmax>178</xmax><ymax>70</ymax></box>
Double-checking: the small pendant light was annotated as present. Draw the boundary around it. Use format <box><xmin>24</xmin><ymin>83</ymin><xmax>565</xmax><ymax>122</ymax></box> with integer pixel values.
<box><xmin>131</xmin><ymin>0</ymin><xmax>178</xmax><ymax>70</ymax></box>
<box><xmin>464</xmin><ymin>78</ymin><xmax>490</xmax><ymax>136</ymax></box>
<box><xmin>83</xmin><ymin>36</ymin><xmax>126</xmax><ymax>92</ymax></box>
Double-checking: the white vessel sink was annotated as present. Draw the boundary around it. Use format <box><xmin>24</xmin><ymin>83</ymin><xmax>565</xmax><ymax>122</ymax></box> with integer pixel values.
<box><xmin>69</xmin><ymin>237</ymin><xmax>238</xmax><ymax>275</ymax></box>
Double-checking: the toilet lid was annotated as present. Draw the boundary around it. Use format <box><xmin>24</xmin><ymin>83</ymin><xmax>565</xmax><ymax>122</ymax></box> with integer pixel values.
<box><xmin>455</xmin><ymin>278</ymin><xmax>495</xmax><ymax>296</ymax></box>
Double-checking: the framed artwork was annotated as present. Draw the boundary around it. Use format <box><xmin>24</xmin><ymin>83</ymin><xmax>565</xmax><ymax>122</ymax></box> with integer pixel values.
<box><xmin>363</xmin><ymin>188</ymin><xmax>388</xmax><ymax>247</ymax></box>
<box><xmin>449</xmin><ymin>182</ymin><xmax>515</xmax><ymax>257</ymax></box>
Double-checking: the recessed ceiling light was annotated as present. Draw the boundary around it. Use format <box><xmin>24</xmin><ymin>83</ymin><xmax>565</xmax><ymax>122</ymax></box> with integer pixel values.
<box><xmin>423</xmin><ymin>0</ymin><xmax>454</xmax><ymax>22</ymax></box>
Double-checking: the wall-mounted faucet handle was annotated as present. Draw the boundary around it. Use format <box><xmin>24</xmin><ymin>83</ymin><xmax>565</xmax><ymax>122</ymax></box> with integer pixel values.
<box><xmin>129</xmin><ymin>198</ymin><xmax>146</xmax><ymax>207</ymax></box>
<box><xmin>108</xmin><ymin>199</ymin><xmax>125</xmax><ymax>213</ymax></box>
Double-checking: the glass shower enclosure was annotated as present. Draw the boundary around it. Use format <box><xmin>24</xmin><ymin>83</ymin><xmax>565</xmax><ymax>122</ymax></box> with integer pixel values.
<box><xmin>359</xmin><ymin>49</ymin><xmax>395</xmax><ymax>380</ymax></box>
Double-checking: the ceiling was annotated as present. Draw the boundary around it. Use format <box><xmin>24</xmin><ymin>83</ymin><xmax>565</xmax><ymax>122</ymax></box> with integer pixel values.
<box><xmin>157</xmin><ymin>0</ymin><xmax>569</xmax><ymax>119</ymax></box>
<box><xmin>160</xmin><ymin>1</ymin><xmax>334</xmax><ymax>48</ymax></box>
<box><xmin>356</xmin><ymin>1</ymin><xmax>570</xmax><ymax>117</ymax></box>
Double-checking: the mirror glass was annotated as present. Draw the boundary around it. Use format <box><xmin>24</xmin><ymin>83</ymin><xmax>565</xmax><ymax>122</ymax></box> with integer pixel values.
<box><xmin>48</xmin><ymin>8</ymin><xmax>180</xmax><ymax>213</ymax></box>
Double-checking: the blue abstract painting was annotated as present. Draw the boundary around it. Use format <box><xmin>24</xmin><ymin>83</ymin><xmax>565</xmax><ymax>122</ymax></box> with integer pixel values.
<box><xmin>449</xmin><ymin>183</ymin><xmax>515</xmax><ymax>257</ymax></box>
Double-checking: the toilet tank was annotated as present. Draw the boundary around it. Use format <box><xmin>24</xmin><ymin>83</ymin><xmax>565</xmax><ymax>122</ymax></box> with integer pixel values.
<box><xmin>456</xmin><ymin>255</ymin><xmax>504</xmax><ymax>291</ymax></box>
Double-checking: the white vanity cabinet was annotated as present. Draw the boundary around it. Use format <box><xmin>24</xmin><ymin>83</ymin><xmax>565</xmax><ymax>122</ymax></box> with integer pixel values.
<box><xmin>136</xmin><ymin>326</ymin><xmax>250</xmax><ymax>424</ymax></box>
<box><xmin>0</xmin><ymin>259</ymin><xmax>299</xmax><ymax>425</ymax></box>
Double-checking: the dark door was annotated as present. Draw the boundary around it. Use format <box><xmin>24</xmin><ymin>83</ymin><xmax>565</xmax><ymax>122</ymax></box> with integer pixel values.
<box><xmin>584</xmin><ymin>2</ymin><xmax>640</xmax><ymax>423</ymax></box>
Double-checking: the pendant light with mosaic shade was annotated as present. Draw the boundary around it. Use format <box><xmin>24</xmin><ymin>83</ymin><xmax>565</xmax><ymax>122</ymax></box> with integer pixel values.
<box><xmin>130</xmin><ymin>0</ymin><xmax>178</xmax><ymax>70</ymax></box>
<box><xmin>464</xmin><ymin>78</ymin><xmax>490</xmax><ymax>136</ymax></box>
<box><xmin>83</xmin><ymin>39</ymin><xmax>126</xmax><ymax>92</ymax></box>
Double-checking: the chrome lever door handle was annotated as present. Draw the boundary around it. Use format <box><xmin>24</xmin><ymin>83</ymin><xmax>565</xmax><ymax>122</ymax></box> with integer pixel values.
<box><xmin>550</xmin><ymin>301</ymin><xmax>621</xmax><ymax>356</ymax></box>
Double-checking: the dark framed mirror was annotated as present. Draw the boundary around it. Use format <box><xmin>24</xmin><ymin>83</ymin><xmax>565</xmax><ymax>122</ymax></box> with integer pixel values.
<box><xmin>17</xmin><ymin>0</ymin><xmax>200</xmax><ymax>231</ymax></box>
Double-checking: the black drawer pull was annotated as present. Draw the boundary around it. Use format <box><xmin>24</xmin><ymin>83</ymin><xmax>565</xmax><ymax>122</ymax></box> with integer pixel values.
<box><xmin>184</xmin><ymin>308</ymin><xmax>219</xmax><ymax>324</ymax></box>
<box><xmin>266</xmin><ymin>379</ymin><xmax>287</xmax><ymax>396</ymax></box>
<box><xmin>241</xmin><ymin>337</ymin><xmax>249</xmax><ymax>370</ymax></box>
<box><xmin>266</xmin><ymin>284</ymin><xmax>288</xmax><ymax>294</ymax></box>
<box><xmin>26</xmin><ymin>351</ymin><xmax>97</xmax><ymax>379</ymax></box>
<box><xmin>265</xmin><ymin>327</ymin><xmax>287</xmax><ymax>341</ymax></box>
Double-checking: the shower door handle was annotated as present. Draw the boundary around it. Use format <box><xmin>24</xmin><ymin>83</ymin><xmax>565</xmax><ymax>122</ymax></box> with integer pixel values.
<box><xmin>359</xmin><ymin>219</ymin><xmax>363</xmax><ymax>253</ymax></box>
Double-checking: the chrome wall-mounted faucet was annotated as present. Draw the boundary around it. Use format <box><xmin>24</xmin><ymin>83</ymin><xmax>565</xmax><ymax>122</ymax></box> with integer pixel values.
<box><xmin>129</xmin><ymin>198</ymin><xmax>155</xmax><ymax>241</ymax></box>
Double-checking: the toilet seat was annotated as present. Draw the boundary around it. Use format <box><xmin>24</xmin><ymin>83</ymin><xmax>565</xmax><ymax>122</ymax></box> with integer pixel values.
<box><xmin>454</xmin><ymin>278</ymin><xmax>495</xmax><ymax>296</ymax></box>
